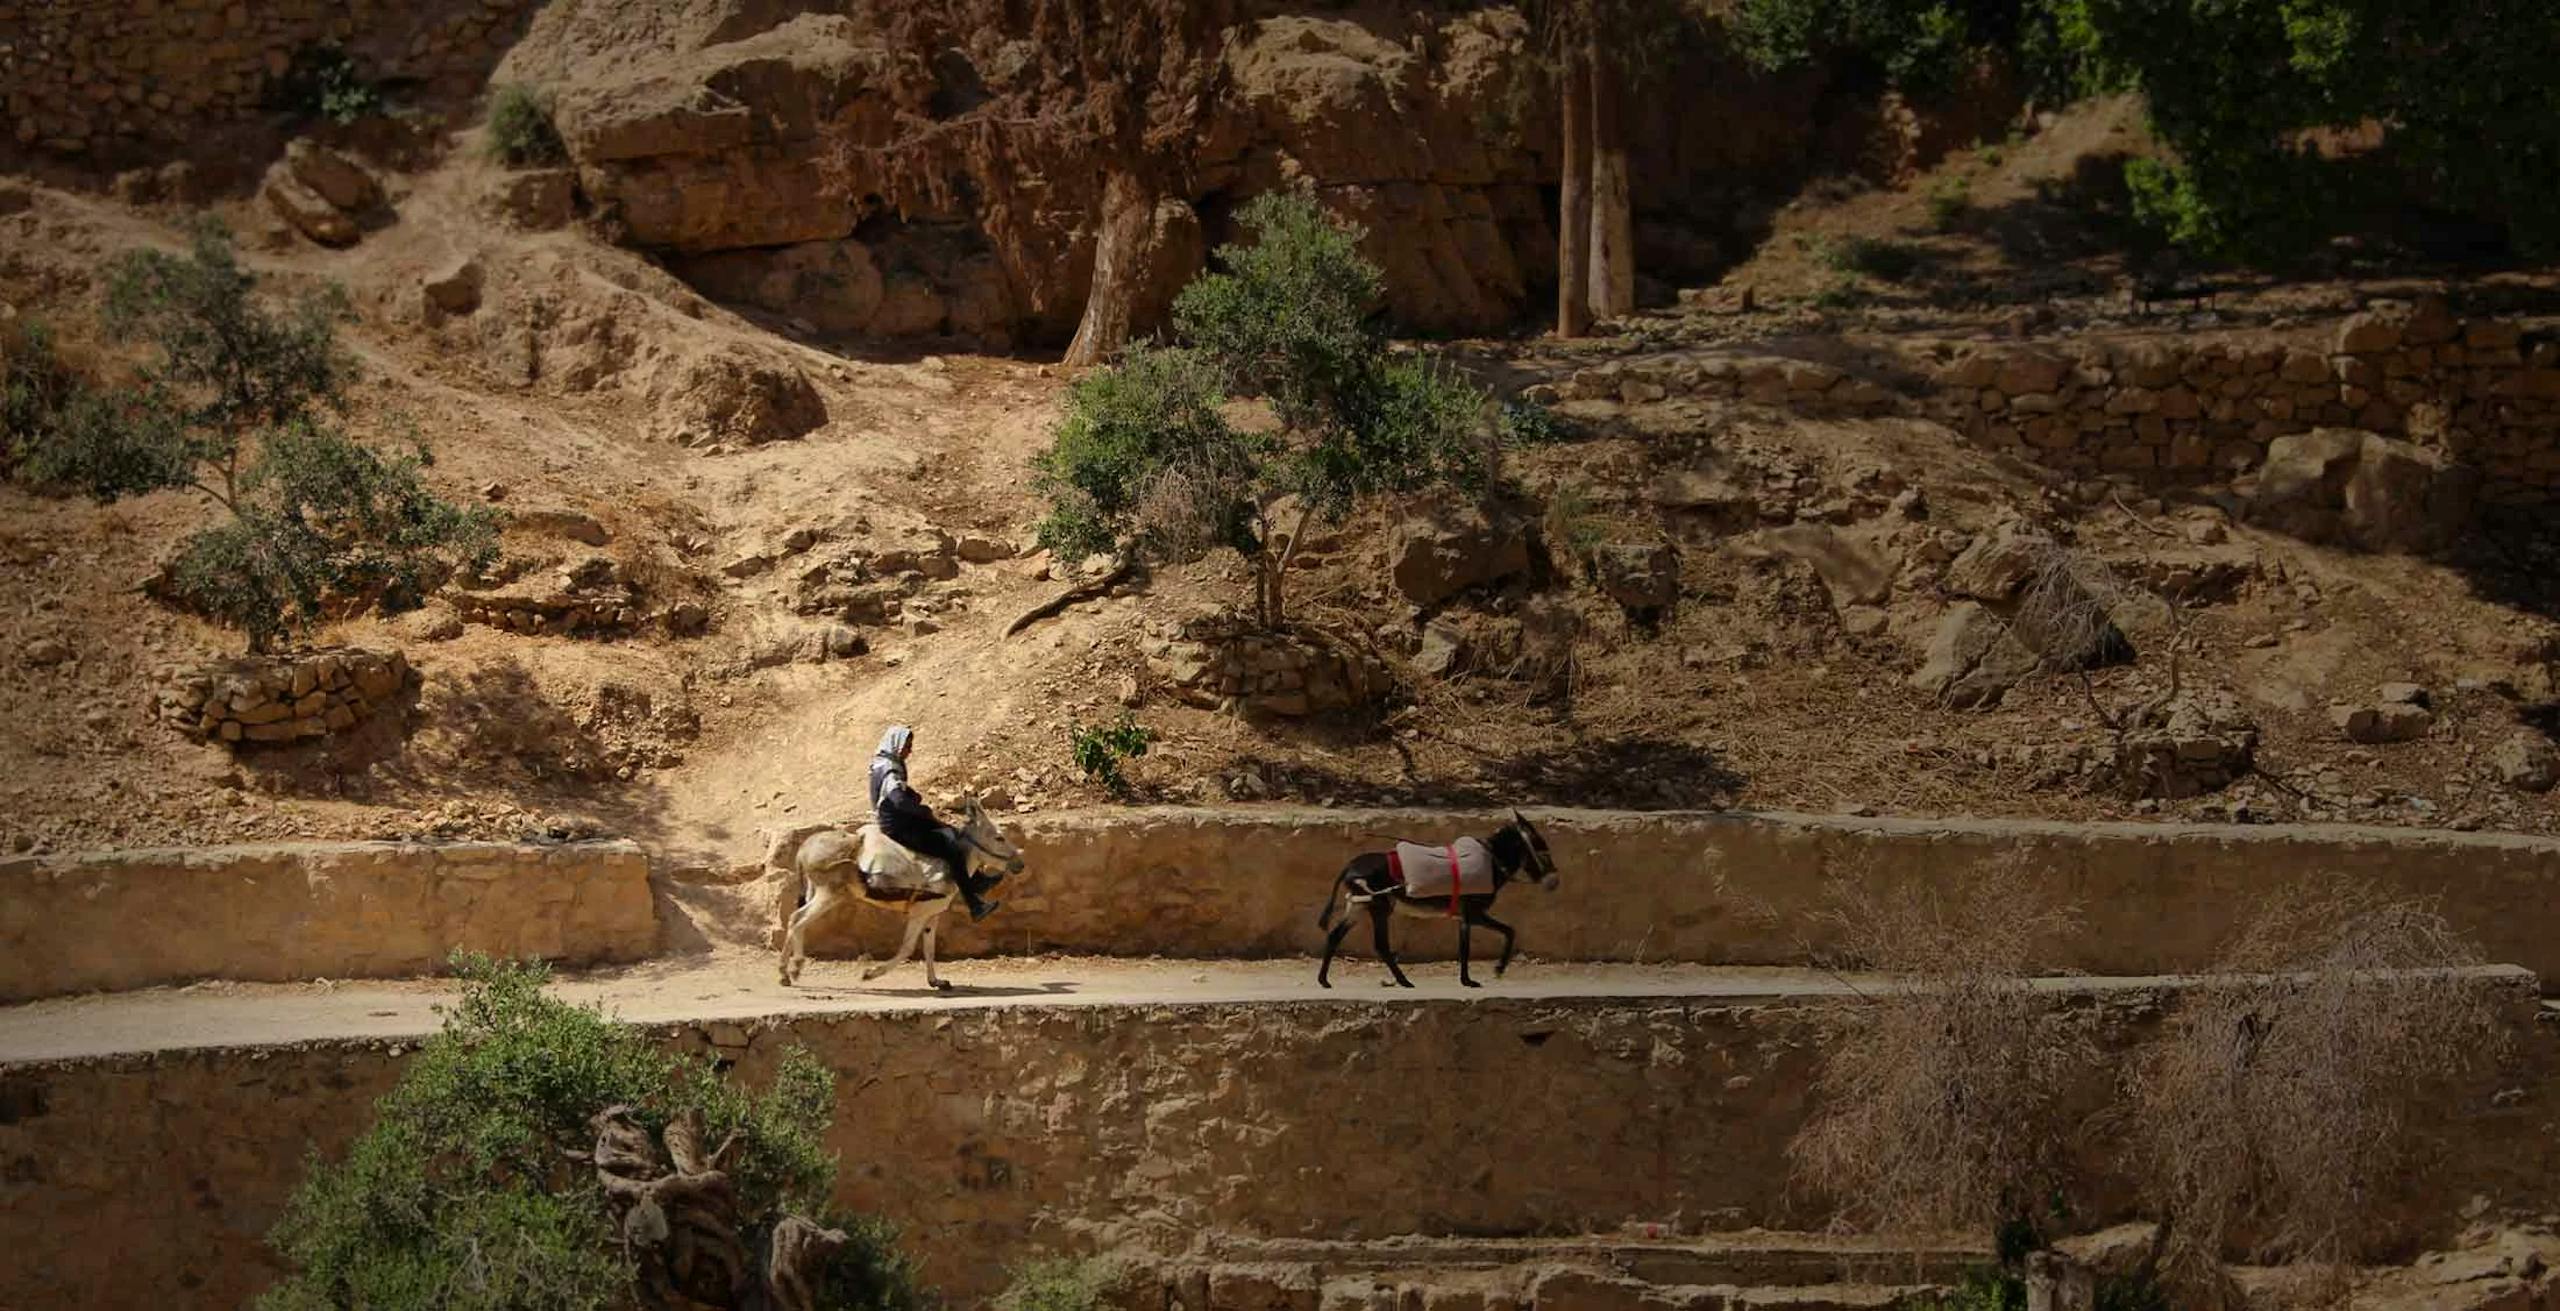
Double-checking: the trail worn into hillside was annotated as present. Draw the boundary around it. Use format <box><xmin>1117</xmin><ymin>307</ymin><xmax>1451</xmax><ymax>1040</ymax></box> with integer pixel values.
<box><xmin>12</xmin><ymin>952</ymin><xmax>2519</xmax><ymax>1064</ymax></box>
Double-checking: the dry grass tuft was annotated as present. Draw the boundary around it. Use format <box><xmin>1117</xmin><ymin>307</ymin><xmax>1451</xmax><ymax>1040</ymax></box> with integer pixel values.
<box><xmin>1790</xmin><ymin>855</ymin><xmax>2093</xmax><ymax>1242</ymax></box>
<box><xmin>2129</xmin><ymin>881</ymin><xmax>2510</xmax><ymax>1306</ymax></box>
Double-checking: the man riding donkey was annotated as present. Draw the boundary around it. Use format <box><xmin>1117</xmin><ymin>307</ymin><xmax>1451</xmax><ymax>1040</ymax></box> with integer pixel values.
<box><xmin>869</xmin><ymin>724</ymin><xmax>1002</xmax><ymax>921</ymax></box>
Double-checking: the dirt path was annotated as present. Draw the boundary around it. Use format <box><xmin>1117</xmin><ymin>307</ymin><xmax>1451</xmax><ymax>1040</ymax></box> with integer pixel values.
<box><xmin>0</xmin><ymin>954</ymin><xmax>1876</xmax><ymax>1062</ymax></box>
<box><xmin>0</xmin><ymin>952</ymin><xmax>2267</xmax><ymax>1064</ymax></box>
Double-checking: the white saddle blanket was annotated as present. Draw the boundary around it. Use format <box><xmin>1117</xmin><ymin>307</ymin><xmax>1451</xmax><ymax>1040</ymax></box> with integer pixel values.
<box><xmin>1391</xmin><ymin>837</ymin><xmax>1492</xmax><ymax>899</ymax></box>
<box><xmin>857</xmin><ymin>825</ymin><xmax>953</xmax><ymax>893</ymax></box>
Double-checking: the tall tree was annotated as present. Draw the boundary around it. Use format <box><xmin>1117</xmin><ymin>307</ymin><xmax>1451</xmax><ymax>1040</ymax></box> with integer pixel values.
<box><xmin>1538</xmin><ymin>0</ymin><xmax>1688</xmax><ymax>335</ymax></box>
<box><xmin>1556</xmin><ymin>44</ymin><xmax>1596</xmax><ymax>338</ymax></box>
<box><xmin>1588</xmin><ymin>49</ymin><xmax>1637</xmax><ymax>319</ymax></box>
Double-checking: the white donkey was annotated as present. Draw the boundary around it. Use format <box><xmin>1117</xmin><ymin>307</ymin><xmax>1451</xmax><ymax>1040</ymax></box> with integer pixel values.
<box><xmin>767</xmin><ymin>798</ymin><xmax>1026</xmax><ymax>990</ymax></box>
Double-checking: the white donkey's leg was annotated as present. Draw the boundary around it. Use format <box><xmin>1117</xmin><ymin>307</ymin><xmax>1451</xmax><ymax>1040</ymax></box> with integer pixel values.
<box><xmin>863</xmin><ymin>903</ymin><xmax>929</xmax><ymax>982</ymax></box>
<box><xmin>921</xmin><ymin>904</ymin><xmax>949</xmax><ymax>991</ymax></box>
<box><xmin>780</xmin><ymin>883</ymin><xmax>838</xmax><ymax>986</ymax></box>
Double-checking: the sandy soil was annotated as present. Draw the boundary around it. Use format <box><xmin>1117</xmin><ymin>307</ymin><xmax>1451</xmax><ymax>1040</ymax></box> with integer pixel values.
<box><xmin>0</xmin><ymin>955</ymin><xmax>1903</xmax><ymax>1061</ymax></box>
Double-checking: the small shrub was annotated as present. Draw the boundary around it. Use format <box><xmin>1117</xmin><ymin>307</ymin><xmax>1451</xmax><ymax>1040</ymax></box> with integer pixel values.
<box><xmin>260</xmin><ymin>954</ymin><xmax>900</xmax><ymax>1311</ymax></box>
<box><xmin>1812</xmin><ymin>273</ymin><xmax>1866</xmax><ymax>310</ymax></box>
<box><xmin>0</xmin><ymin>319</ymin><xmax>107</xmax><ymax>477</ymax></box>
<box><xmin>272</xmin><ymin>43</ymin><xmax>383</xmax><ymax>125</ymax></box>
<box><xmin>1543</xmin><ymin>480</ymin><xmax>1606</xmax><ymax>570</ymax></box>
<box><xmin>1068</xmin><ymin>712</ymin><xmax>1156</xmax><ymax>796</ymax></box>
<box><xmin>1789</xmin><ymin>857</ymin><xmax>2092</xmax><ymax>1245</ymax></box>
<box><xmin>2128</xmin><ymin>886</ymin><xmax>2507</xmax><ymax>1302</ymax></box>
<box><xmin>16</xmin><ymin>219</ymin><xmax>497</xmax><ymax>650</ymax></box>
<box><xmin>1818</xmin><ymin>235</ymin><xmax>1923</xmax><ymax>281</ymax></box>
<box><xmin>1914</xmin><ymin>1269</ymin><xmax>2025</xmax><ymax>1311</ymax></box>
<box><xmin>1034</xmin><ymin>190</ymin><xmax>1491</xmax><ymax>627</ymax></box>
<box><xmin>485</xmin><ymin>84</ymin><xmax>566</xmax><ymax>168</ymax></box>
<box><xmin>994</xmin><ymin>1257</ymin><xmax>1112</xmax><ymax>1311</ymax></box>
<box><xmin>1927</xmin><ymin>174</ymin><xmax>1973</xmax><ymax>231</ymax></box>
<box><xmin>818</xmin><ymin>1212</ymin><xmax>931</xmax><ymax>1311</ymax></box>
<box><xmin>1497</xmin><ymin>397</ymin><xmax>1569</xmax><ymax>446</ymax></box>
<box><xmin>1980</xmin><ymin>144</ymin><xmax>2007</xmax><ymax>168</ymax></box>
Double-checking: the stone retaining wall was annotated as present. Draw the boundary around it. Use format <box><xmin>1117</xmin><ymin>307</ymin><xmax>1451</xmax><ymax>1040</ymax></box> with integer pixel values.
<box><xmin>803</xmin><ymin>807</ymin><xmax>2560</xmax><ymax>982</ymax></box>
<box><xmin>152</xmin><ymin>646</ymin><xmax>415</xmax><ymax>745</ymax></box>
<box><xmin>0</xmin><ymin>839</ymin><xmax>656</xmax><ymax>1000</ymax></box>
<box><xmin>1544</xmin><ymin>301</ymin><xmax>2560</xmax><ymax>507</ymax></box>
<box><xmin>2</xmin><ymin>978</ymin><xmax>2550</xmax><ymax>1308</ymax></box>
<box><xmin>0</xmin><ymin>0</ymin><xmax>540</xmax><ymax>158</ymax></box>
<box><xmin>1928</xmin><ymin>299</ymin><xmax>2560</xmax><ymax>504</ymax></box>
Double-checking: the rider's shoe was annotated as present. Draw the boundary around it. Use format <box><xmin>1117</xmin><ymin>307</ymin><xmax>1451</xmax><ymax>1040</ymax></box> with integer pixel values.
<box><xmin>968</xmin><ymin>898</ymin><xmax>1001</xmax><ymax>923</ymax></box>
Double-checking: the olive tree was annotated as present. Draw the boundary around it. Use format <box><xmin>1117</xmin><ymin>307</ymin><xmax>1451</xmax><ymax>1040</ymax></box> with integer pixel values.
<box><xmin>1034</xmin><ymin>192</ymin><xmax>1492</xmax><ymax>627</ymax></box>
<box><xmin>18</xmin><ymin>219</ymin><xmax>495</xmax><ymax>651</ymax></box>
<box><xmin>259</xmin><ymin>956</ymin><xmax>924</xmax><ymax>1311</ymax></box>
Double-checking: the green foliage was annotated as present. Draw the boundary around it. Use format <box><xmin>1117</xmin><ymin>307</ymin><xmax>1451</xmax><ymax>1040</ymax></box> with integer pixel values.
<box><xmin>817</xmin><ymin>1213</ymin><xmax>930</xmax><ymax>1311</ymax></box>
<box><xmin>1913</xmin><ymin>1269</ymin><xmax>2026</xmax><ymax>1311</ymax></box>
<box><xmin>994</xmin><ymin>1258</ymin><xmax>1112</xmax><ymax>1311</ymax></box>
<box><xmin>1068</xmin><ymin>712</ymin><xmax>1156</xmax><ymax>797</ymax></box>
<box><xmin>1817</xmin><ymin>235</ymin><xmax>1923</xmax><ymax>281</ymax></box>
<box><xmin>260</xmin><ymin>955</ymin><xmax>868</xmax><ymax>1311</ymax></box>
<box><xmin>1744</xmin><ymin>0</ymin><xmax>2560</xmax><ymax>259</ymax></box>
<box><xmin>2071</xmin><ymin>0</ymin><xmax>2560</xmax><ymax>259</ymax></box>
<box><xmin>2094</xmin><ymin>1272</ymin><xmax>2169</xmax><ymax>1311</ymax></box>
<box><xmin>1034</xmin><ymin>344</ymin><xmax>1263</xmax><ymax>564</ymax></box>
<box><xmin>1496</xmin><ymin>398</ymin><xmax>1568</xmax><ymax>447</ymax></box>
<box><xmin>272</xmin><ymin>42</ymin><xmax>384</xmax><ymax>125</ymax></box>
<box><xmin>1813</xmin><ymin>273</ymin><xmax>1867</xmax><ymax>310</ymax></box>
<box><xmin>1927</xmin><ymin>174</ymin><xmax>1974</xmax><ymax>231</ymax></box>
<box><xmin>1173</xmin><ymin>192</ymin><xmax>1383</xmax><ymax>439</ymax></box>
<box><xmin>0</xmin><ymin>319</ymin><xmax>134</xmax><ymax>479</ymax></box>
<box><xmin>1543</xmin><ymin>481</ymin><xmax>1606</xmax><ymax>569</ymax></box>
<box><xmin>485</xmin><ymin>84</ymin><xmax>567</xmax><ymax>168</ymax></box>
<box><xmin>1035</xmin><ymin>191</ymin><xmax>1492</xmax><ymax>625</ymax></box>
<box><xmin>15</xmin><ymin>220</ymin><xmax>495</xmax><ymax>650</ymax></box>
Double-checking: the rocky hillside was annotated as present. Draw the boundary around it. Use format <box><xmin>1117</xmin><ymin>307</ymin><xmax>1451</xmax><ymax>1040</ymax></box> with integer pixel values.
<box><xmin>4</xmin><ymin>5</ymin><xmax>2560</xmax><ymax>872</ymax></box>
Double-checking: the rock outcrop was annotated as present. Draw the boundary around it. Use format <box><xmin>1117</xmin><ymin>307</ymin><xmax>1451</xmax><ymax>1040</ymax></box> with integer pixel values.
<box><xmin>1387</xmin><ymin>499</ymin><xmax>1529</xmax><ymax>608</ymax></box>
<box><xmin>493</xmin><ymin>1</ymin><xmax>1853</xmax><ymax>344</ymax></box>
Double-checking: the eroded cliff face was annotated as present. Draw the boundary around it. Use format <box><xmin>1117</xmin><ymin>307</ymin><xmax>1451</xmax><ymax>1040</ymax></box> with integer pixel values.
<box><xmin>499</xmin><ymin>0</ymin><xmax>1850</xmax><ymax>345</ymax></box>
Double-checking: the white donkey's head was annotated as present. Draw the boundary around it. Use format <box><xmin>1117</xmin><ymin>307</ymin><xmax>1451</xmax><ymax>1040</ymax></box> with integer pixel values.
<box><xmin>957</xmin><ymin>796</ymin><xmax>1026</xmax><ymax>878</ymax></box>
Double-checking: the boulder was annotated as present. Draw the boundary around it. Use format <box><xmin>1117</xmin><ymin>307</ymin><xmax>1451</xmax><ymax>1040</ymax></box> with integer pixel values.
<box><xmin>2331</xmin><ymin>701</ymin><xmax>2432</xmax><ymax>743</ymax></box>
<box><xmin>1944</xmin><ymin>518</ymin><xmax>2054</xmax><ymax>601</ymax></box>
<box><xmin>2344</xmin><ymin>433</ymin><xmax>2479</xmax><ymax>553</ymax></box>
<box><xmin>2491</xmin><ymin>732</ymin><xmax>2559</xmax><ymax>792</ymax></box>
<box><xmin>955</xmin><ymin>533</ymin><xmax>1014</xmax><ymax>564</ymax></box>
<box><xmin>664</xmin><ymin>602</ymin><xmax>711</xmax><ymax>637</ymax></box>
<box><xmin>261</xmin><ymin>169</ymin><xmax>359</xmax><ymax>247</ymax></box>
<box><xmin>1592</xmin><ymin>542</ymin><xmax>1679</xmax><ymax>614</ymax></box>
<box><xmin>2248</xmin><ymin>429</ymin><xmax>2477</xmax><ymax>552</ymax></box>
<box><xmin>1414</xmin><ymin>620</ymin><xmax>1466</xmax><ymax>678</ymax></box>
<box><xmin>494</xmin><ymin>169</ymin><xmax>576</xmax><ymax>230</ymax></box>
<box><xmin>1727</xmin><ymin>524</ymin><xmax>1893</xmax><ymax>607</ymax></box>
<box><xmin>1908</xmin><ymin>603</ymin><xmax>2038</xmax><ymax>709</ymax></box>
<box><xmin>285</xmin><ymin>140</ymin><xmax>382</xmax><ymax>214</ymax></box>
<box><xmin>423</xmin><ymin>257</ymin><xmax>484</xmax><ymax>318</ymax></box>
<box><xmin>1389</xmin><ymin>500</ymin><xmax>1528</xmax><ymax>607</ymax></box>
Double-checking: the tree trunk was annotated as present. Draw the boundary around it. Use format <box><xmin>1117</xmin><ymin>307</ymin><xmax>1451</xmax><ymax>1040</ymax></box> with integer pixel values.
<box><xmin>1062</xmin><ymin>167</ymin><xmax>1156</xmax><ymax>369</ymax></box>
<box><xmin>1587</xmin><ymin>50</ymin><xmax>1636</xmax><ymax>320</ymax></box>
<box><xmin>1555</xmin><ymin>43</ymin><xmax>1594</xmax><ymax>339</ymax></box>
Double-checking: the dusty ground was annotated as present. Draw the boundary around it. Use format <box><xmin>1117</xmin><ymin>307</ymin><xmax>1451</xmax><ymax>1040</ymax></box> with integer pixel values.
<box><xmin>0</xmin><ymin>955</ymin><xmax>1888</xmax><ymax>1061</ymax></box>
<box><xmin>6</xmin><ymin>98</ymin><xmax>2560</xmax><ymax>870</ymax></box>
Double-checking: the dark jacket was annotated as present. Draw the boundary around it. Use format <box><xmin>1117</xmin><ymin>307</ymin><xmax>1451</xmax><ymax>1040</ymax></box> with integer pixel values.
<box><xmin>868</xmin><ymin>725</ymin><xmax>941</xmax><ymax>843</ymax></box>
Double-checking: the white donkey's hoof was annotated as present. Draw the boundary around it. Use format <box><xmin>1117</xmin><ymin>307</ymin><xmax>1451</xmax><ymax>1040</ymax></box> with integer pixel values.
<box><xmin>929</xmin><ymin>978</ymin><xmax>954</xmax><ymax>992</ymax></box>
